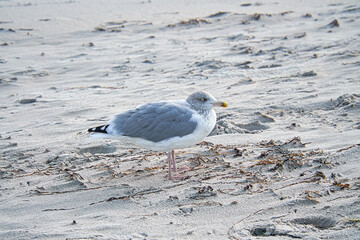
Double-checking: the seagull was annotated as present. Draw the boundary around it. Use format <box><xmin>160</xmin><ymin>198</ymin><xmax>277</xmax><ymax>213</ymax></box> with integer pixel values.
<box><xmin>88</xmin><ymin>91</ymin><xmax>228</xmax><ymax>180</ymax></box>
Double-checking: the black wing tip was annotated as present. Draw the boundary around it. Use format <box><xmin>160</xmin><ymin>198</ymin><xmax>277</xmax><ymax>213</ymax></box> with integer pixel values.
<box><xmin>88</xmin><ymin>125</ymin><xmax>109</xmax><ymax>134</ymax></box>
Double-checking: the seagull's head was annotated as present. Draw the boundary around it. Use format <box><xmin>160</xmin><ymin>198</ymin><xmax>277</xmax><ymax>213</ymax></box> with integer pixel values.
<box><xmin>187</xmin><ymin>91</ymin><xmax>228</xmax><ymax>112</ymax></box>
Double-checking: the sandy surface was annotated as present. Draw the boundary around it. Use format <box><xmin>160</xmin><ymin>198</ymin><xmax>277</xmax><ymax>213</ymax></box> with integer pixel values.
<box><xmin>1</xmin><ymin>0</ymin><xmax>359</xmax><ymax>239</ymax></box>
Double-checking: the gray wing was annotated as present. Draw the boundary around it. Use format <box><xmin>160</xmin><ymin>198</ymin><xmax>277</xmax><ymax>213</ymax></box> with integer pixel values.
<box><xmin>108</xmin><ymin>102</ymin><xmax>198</xmax><ymax>143</ymax></box>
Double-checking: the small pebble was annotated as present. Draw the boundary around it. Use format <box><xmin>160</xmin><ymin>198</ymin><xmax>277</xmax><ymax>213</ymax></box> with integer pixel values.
<box><xmin>328</xmin><ymin>19</ymin><xmax>339</xmax><ymax>28</ymax></box>
<box><xmin>179</xmin><ymin>207</ymin><xmax>193</xmax><ymax>214</ymax></box>
<box><xmin>19</xmin><ymin>98</ymin><xmax>36</xmax><ymax>104</ymax></box>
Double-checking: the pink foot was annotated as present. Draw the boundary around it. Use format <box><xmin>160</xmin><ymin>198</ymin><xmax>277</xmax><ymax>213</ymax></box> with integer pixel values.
<box><xmin>167</xmin><ymin>150</ymin><xmax>191</xmax><ymax>180</ymax></box>
<box><xmin>170</xmin><ymin>173</ymin><xmax>190</xmax><ymax>180</ymax></box>
<box><xmin>176</xmin><ymin>166</ymin><xmax>192</xmax><ymax>173</ymax></box>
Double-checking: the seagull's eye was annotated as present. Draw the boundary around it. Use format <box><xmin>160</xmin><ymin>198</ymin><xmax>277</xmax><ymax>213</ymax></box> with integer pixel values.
<box><xmin>200</xmin><ymin>97</ymin><xmax>207</xmax><ymax>102</ymax></box>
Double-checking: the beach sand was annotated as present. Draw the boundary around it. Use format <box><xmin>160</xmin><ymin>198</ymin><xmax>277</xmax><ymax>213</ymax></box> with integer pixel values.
<box><xmin>0</xmin><ymin>0</ymin><xmax>359</xmax><ymax>239</ymax></box>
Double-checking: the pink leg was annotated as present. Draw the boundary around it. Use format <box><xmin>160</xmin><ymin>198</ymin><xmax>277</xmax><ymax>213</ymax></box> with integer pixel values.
<box><xmin>168</xmin><ymin>151</ymin><xmax>172</xmax><ymax>180</ymax></box>
<box><xmin>167</xmin><ymin>150</ymin><xmax>190</xmax><ymax>180</ymax></box>
<box><xmin>171</xmin><ymin>150</ymin><xmax>176</xmax><ymax>172</ymax></box>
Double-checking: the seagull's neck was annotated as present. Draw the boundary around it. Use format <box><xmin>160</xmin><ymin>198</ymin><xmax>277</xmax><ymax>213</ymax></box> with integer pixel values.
<box><xmin>186</xmin><ymin>102</ymin><xmax>213</xmax><ymax>116</ymax></box>
<box><xmin>194</xmin><ymin>109</ymin><xmax>214</xmax><ymax>118</ymax></box>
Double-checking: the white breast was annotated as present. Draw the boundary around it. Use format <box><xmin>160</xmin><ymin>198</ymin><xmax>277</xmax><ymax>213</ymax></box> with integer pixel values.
<box><xmin>141</xmin><ymin>109</ymin><xmax>216</xmax><ymax>151</ymax></box>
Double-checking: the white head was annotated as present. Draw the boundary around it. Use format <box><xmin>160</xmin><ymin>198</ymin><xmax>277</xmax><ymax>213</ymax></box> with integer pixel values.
<box><xmin>186</xmin><ymin>91</ymin><xmax>228</xmax><ymax>112</ymax></box>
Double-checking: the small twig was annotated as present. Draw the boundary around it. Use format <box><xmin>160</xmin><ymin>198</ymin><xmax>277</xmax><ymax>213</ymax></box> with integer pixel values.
<box><xmin>89</xmin><ymin>188</ymin><xmax>164</xmax><ymax>206</ymax></box>
<box><xmin>35</xmin><ymin>185</ymin><xmax>117</xmax><ymax>196</ymax></box>
<box><xmin>42</xmin><ymin>208</ymin><xmax>75</xmax><ymax>212</ymax></box>
<box><xmin>336</xmin><ymin>144</ymin><xmax>360</xmax><ymax>152</ymax></box>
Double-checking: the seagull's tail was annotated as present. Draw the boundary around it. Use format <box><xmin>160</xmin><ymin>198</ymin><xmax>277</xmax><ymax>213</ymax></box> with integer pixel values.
<box><xmin>88</xmin><ymin>124</ymin><xmax>109</xmax><ymax>134</ymax></box>
<box><xmin>88</xmin><ymin>125</ymin><xmax>111</xmax><ymax>139</ymax></box>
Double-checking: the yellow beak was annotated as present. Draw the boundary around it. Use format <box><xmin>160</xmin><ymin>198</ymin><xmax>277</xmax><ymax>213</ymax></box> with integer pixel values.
<box><xmin>212</xmin><ymin>101</ymin><xmax>228</xmax><ymax>108</ymax></box>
